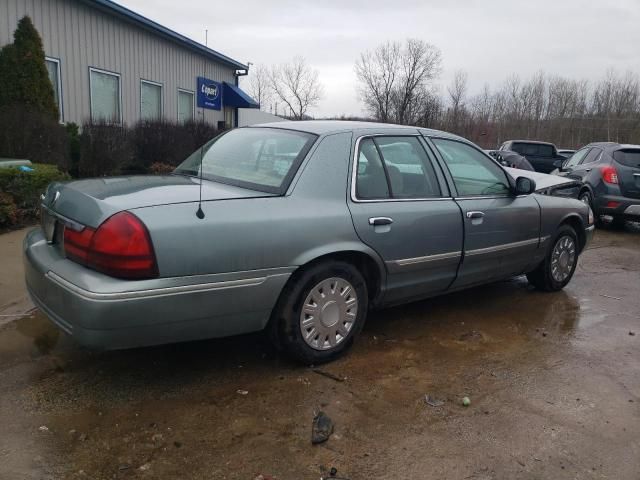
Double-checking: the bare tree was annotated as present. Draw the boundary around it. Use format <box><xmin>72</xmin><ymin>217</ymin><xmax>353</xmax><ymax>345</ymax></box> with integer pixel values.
<box><xmin>355</xmin><ymin>39</ymin><xmax>441</xmax><ymax>125</ymax></box>
<box><xmin>447</xmin><ymin>70</ymin><xmax>468</xmax><ymax>131</ymax></box>
<box><xmin>354</xmin><ymin>41</ymin><xmax>399</xmax><ymax>123</ymax></box>
<box><xmin>245</xmin><ymin>64</ymin><xmax>272</xmax><ymax>111</ymax></box>
<box><xmin>269</xmin><ymin>57</ymin><xmax>323</xmax><ymax>120</ymax></box>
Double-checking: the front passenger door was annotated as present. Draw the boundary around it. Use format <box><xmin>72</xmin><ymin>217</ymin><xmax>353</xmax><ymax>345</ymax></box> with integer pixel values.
<box><xmin>429</xmin><ymin>138</ymin><xmax>541</xmax><ymax>288</ymax></box>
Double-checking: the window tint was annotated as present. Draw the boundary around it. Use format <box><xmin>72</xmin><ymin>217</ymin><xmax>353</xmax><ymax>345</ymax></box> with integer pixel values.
<box><xmin>45</xmin><ymin>58</ymin><xmax>62</xmax><ymax>122</ymax></box>
<box><xmin>564</xmin><ymin>148</ymin><xmax>590</xmax><ymax>168</ymax></box>
<box><xmin>174</xmin><ymin>128</ymin><xmax>316</xmax><ymax>194</ymax></box>
<box><xmin>538</xmin><ymin>144</ymin><xmax>554</xmax><ymax>157</ymax></box>
<box><xmin>356</xmin><ymin>138</ymin><xmax>390</xmax><ymax>199</ymax></box>
<box><xmin>432</xmin><ymin>138</ymin><xmax>511</xmax><ymax>196</ymax></box>
<box><xmin>141</xmin><ymin>81</ymin><xmax>162</xmax><ymax>120</ymax></box>
<box><xmin>581</xmin><ymin>148</ymin><xmax>602</xmax><ymax>165</ymax></box>
<box><xmin>613</xmin><ymin>149</ymin><xmax>640</xmax><ymax>168</ymax></box>
<box><xmin>90</xmin><ymin>69</ymin><xmax>121</xmax><ymax>123</ymax></box>
<box><xmin>511</xmin><ymin>142</ymin><xmax>553</xmax><ymax>157</ymax></box>
<box><xmin>177</xmin><ymin>90</ymin><xmax>194</xmax><ymax>123</ymax></box>
<box><xmin>376</xmin><ymin>137</ymin><xmax>441</xmax><ymax>198</ymax></box>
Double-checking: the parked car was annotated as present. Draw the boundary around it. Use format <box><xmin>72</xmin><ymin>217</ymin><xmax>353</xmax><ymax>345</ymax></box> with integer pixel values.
<box><xmin>499</xmin><ymin>140</ymin><xmax>567</xmax><ymax>174</ymax></box>
<box><xmin>554</xmin><ymin>142</ymin><xmax>640</xmax><ymax>227</ymax></box>
<box><xmin>557</xmin><ymin>149</ymin><xmax>576</xmax><ymax>159</ymax></box>
<box><xmin>24</xmin><ymin>121</ymin><xmax>594</xmax><ymax>363</ymax></box>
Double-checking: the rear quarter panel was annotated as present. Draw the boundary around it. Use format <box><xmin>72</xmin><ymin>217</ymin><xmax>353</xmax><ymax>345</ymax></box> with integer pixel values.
<box><xmin>131</xmin><ymin>132</ymin><xmax>384</xmax><ymax>278</ymax></box>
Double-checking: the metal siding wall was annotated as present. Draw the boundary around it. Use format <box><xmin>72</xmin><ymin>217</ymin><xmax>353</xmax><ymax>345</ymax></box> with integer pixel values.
<box><xmin>0</xmin><ymin>0</ymin><xmax>237</xmax><ymax>126</ymax></box>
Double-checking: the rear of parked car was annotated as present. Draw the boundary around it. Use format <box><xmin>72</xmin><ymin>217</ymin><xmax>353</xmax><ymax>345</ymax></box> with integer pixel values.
<box><xmin>555</xmin><ymin>142</ymin><xmax>640</xmax><ymax>227</ymax></box>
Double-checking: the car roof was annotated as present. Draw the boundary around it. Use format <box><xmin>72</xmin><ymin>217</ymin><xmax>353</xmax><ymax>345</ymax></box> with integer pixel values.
<box><xmin>248</xmin><ymin>120</ymin><xmax>465</xmax><ymax>140</ymax></box>
<box><xmin>586</xmin><ymin>142</ymin><xmax>640</xmax><ymax>151</ymax></box>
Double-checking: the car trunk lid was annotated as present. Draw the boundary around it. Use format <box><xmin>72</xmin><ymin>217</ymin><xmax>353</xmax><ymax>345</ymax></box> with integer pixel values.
<box><xmin>41</xmin><ymin>174</ymin><xmax>275</xmax><ymax>229</ymax></box>
<box><xmin>612</xmin><ymin>148</ymin><xmax>640</xmax><ymax>199</ymax></box>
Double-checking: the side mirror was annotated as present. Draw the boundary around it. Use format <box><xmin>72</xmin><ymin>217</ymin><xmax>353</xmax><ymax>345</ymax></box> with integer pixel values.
<box><xmin>553</xmin><ymin>159</ymin><xmax>564</xmax><ymax>169</ymax></box>
<box><xmin>515</xmin><ymin>176</ymin><xmax>536</xmax><ymax>195</ymax></box>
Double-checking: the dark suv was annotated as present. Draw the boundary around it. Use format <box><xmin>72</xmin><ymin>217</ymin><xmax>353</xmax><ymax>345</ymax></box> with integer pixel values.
<box><xmin>555</xmin><ymin>142</ymin><xmax>640</xmax><ymax>227</ymax></box>
<box><xmin>499</xmin><ymin>140</ymin><xmax>566</xmax><ymax>174</ymax></box>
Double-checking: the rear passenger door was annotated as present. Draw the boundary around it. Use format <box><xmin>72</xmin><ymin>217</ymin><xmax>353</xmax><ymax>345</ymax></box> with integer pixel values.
<box><xmin>348</xmin><ymin>134</ymin><xmax>463</xmax><ymax>303</ymax></box>
<box><xmin>567</xmin><ymin>147</ymin><xmax>602</xmax><ymax>183</ymax></box>
<box><xmin>429</xmin><ymin>137</ymin><xmax>541</xmax><ymax>287</ymax></box>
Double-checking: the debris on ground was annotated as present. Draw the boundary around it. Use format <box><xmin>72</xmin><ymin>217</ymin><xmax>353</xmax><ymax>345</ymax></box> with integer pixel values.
<box><xmin>139</xmin><ymin>463</ymin><xmax>151</xmax><ymax>471</ymax></box>
<box><xmin>236</xmin><ymin>389</ymin><xmax>249</xmax><ymax>395</ymax></box>
<box><xmin>254</xmin><ymin>474</ymin><xmax>276</xmax><ymax>480</ymax></box>
<box><xmin>630</xmin><ymin>331</ymin><xmax>636</xmax><ymax>336</ymax></box>
<box><xmin>311</xmin><ymin>411</ymin><xmax>334</xmax><ymax>444</ymax></box>
<box><xmin>459</xmin><ymin>330</ymin><xmax>483</xmax><ymax>342</ymax></box>
<box><xmin>600</xmin><ymin>294</ymin><xmax>621</xmax><ymax>300</ymax></box>
<box><xmin>462</xmin><ymin>396</ymin><xmax>471</xmax><ymax>407</ymax></box>
<box><xmin>312</xmin><ymin>368</ymin><xmax>345</xmax><ymax>382</ymax></box>
<box><xmin>425</xmin><ymin>394</ymin><xmax>445</xmax><ymax>407</ymax></box>
<box><xmin>38</xmin><ymin>425</ymin><xmax>49</xmax><ymax>432</ymax></box>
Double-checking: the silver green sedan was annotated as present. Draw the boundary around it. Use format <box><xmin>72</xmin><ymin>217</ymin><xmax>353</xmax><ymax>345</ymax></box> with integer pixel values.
<box><xmin>24</xmin><ymin>121</ymin><xmax>594</xmax><ymax>363</ymax></box>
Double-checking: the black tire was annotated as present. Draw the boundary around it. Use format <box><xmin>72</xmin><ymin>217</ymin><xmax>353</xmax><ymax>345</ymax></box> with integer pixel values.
<box><xmin>526</xmin><ymin>225</ymin><xmax>579</xmax><ymax>292</ymax></box>
<box><xmin>270</xmin><ymin>261</ymin><xmax>368</xmax><ymax>364</ymax></box>
<box><xmin>579</xmin><ymin>190</ymin><xmax>593</xmax><ymax>210</ymax></box>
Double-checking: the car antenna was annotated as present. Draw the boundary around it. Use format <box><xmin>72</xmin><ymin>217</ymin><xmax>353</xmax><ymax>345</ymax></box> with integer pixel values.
<box><xmin>196</xmin><ymin>144</ymin><xmax>205</xmax><ymax>219</ymax></box>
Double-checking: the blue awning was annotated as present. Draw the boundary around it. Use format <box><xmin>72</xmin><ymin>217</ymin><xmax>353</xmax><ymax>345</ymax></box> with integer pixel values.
<box><xmin>223</xmin><ymin>82</ymin><xmax>259</xmax><ymax>109</ymax></box>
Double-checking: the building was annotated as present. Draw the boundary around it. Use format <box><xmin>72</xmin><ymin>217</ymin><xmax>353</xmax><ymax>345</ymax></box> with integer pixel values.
<box><xmin>0</xmin><ymin>0</ymin><xmax>259</xmax><ymax>128</ymax></box>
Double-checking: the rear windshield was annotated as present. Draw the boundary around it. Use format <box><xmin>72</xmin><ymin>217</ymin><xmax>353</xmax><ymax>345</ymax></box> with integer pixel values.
<box><xmin>613</xmin><ymin>149</ymin><xmax>640</xmax><ymax>168</ymax></box>
<box><xmin>512</xmin><ymin>142</ymin><xmax>554</xmax><ymax>157</ymax></box>
<box><xmin>174</xmin><ymin>127</ymin><xmax>317</xmax><ymax>194</ymax></box>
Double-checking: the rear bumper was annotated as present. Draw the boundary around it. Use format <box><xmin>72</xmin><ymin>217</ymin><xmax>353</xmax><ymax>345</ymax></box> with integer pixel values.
<box><xmin>23</xmin><ymin>229</ymin><xmax>291</xmax><ymax>350</ymax></box>
<box><xmin>594</xmin><ymin>194</ymin><xmax>640</xmax><ymax>220</ymax></box>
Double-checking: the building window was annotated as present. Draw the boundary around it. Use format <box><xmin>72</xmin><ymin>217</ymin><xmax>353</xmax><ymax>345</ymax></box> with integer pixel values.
<box><xmin>89</xmin><ymin>67</ymin><xmax>121</xmax><ymax>124</ymax></box>
<box><xmin>177</xmin><ymin>89</ymin><xmax>194</xmax><ymax>123</ymax></box>
<box><xmin>45</xmin><ymin>57</ymin><xmax>63</xmax><ymax>122</ymax></box>
<box><xmin>140</xmin><ymin>80</ymin><xmax>162</xmax><ymax>121</ymax></box>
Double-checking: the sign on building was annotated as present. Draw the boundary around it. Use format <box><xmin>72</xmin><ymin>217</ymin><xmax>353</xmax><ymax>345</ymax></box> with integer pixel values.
<box><xmin>197</xmin><ymin>77</ymin><xmax>222</xmax><ymax>110</ymax></box>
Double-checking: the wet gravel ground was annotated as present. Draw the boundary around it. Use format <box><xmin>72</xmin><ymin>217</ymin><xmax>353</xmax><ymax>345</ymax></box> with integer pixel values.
<box><xmin>0</xmin><ymin>225</ymin><xmax>639</xmax><ymax>479</ymax></box>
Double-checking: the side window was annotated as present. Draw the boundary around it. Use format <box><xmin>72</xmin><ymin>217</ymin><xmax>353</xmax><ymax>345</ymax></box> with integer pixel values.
<box><xmin>356</xmin><ymin>138</ymin><xmax>390</xmax><ymax>199</ymax></box>
<box><xmin>375</xmin><ymin>137</ymin><xmax>441</xmax><ymax>198</ymax></box>
<box><xmin>538</xmin><ymin>144</ymin><xmax>554</xmax><ymax>157</ymax></box>
<box><xmin>432</xmin><ymin>138</ymin><xmax>511</xmax><ymax>196</ymax></box>
<box><xmin>564</xmin><ymin>148</ymin><xmax>590</xmax><ymax>168</ymax></box>
<box><xmin>581</xmin><ymin>148</ymin><xmax>602</xmax><ymax>165</ymax></box>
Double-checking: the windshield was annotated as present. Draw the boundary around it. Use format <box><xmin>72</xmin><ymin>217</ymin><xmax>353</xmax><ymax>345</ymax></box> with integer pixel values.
<box><xmin>174</xmin><ymin>127</ymin><xmax>317</xmax><ymax>194</ymax></box>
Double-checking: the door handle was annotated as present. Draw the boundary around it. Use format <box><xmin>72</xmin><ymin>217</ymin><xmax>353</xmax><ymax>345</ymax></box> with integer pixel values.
<box><xmin>369</xmin><ymin>217</ymin><xmax>393</xmax><ymax>226</ymax></box>
<box><xmin>466</xmin><ymin>211</ymin><xmax>485</xmax><ymax>220</ymax></box>
<box><xmin>584</xmin><ymin>168</ymin><xmax>591</xmax><ymax>172</ymax></box>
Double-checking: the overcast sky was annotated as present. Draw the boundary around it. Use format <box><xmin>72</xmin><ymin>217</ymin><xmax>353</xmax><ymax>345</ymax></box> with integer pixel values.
<box><xmin>121</xmin><ymin>0</ymin><xmax>639</xmax><ymax>117</ymax></box>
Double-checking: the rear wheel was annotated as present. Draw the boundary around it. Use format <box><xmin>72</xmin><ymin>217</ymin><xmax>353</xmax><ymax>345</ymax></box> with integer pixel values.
<box><xmin>270</xmin><ymin>261</ymin><xmax>368</xmax><ymax>364</ymax></box>
<box><xmin>579</xmin><ymin>190</ymin><xmax>593</xmax><ymax>209</ymax></box>
<box><xmin>527</xmin><ymin>225</ymin><xmax>579</xmax><ymax>292</ymax></box>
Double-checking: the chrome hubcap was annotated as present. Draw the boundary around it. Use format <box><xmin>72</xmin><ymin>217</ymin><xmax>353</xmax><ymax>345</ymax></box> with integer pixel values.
<box><xmin>300</xmin><ymin>277</ymin><xmax>358</xmax><ymax>351</ymax></box>
<box><xmin>551</xmin><ymin>235</ymin><xmax>576</xmax><ymax>282</ymax></box>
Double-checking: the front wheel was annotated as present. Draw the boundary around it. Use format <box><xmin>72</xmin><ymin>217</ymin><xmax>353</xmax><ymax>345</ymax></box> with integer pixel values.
<box><xmin>270</xmin><ymin>261</ymin><xmax>368</xmax><ymax>364</ymax></box>
<box><xmin>527</xmin><ymin>225</ymin><xmax>579</xmax><ymax>292</ymax></box>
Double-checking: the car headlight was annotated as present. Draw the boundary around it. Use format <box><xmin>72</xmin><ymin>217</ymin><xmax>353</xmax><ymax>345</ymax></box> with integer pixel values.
<box><xmin>588</xmin><ymin>207</ymin><xmax>594</xmax><ymax>225</ymax></box>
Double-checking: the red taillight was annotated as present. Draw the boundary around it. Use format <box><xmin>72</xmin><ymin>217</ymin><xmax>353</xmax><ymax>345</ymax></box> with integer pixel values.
<box><xmin>63</xmin><ymin>212</ymin><xmax>158</xmax><ymax>279</ymax></box>
<box><xmin>64</xmin><ymin>226</ymin><xmax>95</xmax><ymax>264</ymax></box>
<box><xmin>601</xmin><ymin>166</ymin><xmax>619</xmax><ymax>184</ymax></box>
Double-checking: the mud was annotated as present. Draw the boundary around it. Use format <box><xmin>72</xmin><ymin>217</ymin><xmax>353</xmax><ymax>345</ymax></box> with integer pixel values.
<box><xmin>0</xmin><ymin>226</ymin><xmax>639</xmax><ymax>479</ymax></box>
